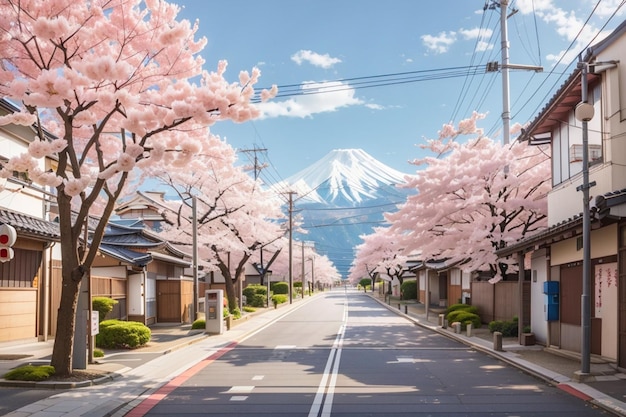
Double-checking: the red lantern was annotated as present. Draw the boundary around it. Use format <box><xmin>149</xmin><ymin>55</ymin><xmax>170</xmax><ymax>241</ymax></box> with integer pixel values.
<box><xmin>0</xmin><ymin>224</ymin><xmax>16</xmax><ymax>262</ymax></box>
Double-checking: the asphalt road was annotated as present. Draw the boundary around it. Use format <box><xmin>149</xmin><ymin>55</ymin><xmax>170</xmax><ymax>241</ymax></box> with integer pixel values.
<box><xmin>0</xmin><ymin>387</ymin><xmax>55</xmax><ymax>416</ymax></box>
<box><xmin>0</xmin><ymin>343</ymin><xmax>166</xmax><ymax>414</ymax></box>
<box><xmin>129</xmin><ymin>288</ymin><xmax>611</xmax><ymax>417</ymax></box>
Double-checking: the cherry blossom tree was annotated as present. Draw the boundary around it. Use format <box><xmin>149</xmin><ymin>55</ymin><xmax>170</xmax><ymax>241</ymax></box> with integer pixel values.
<box><xmin>0</xmin><ymin>0</ymin><xmax>275</xmax><ymax>375</ymax></box>
<box><xmin>311</xmin><ymin>253</ymin><xmax>341</xmax><ymax>289</ymax></box>
<box><xmin>147</xmin><ymin>136</ymin><xmax>286</xmax><ymax>313</ymax></box>
<box><xmin>387</xmin><ymin>114</ymin><xmax>550</xmax><ymax>282</ymax></box>
<box><xmin>349</xmin><ymin>226</ymin><xmax>410</xmax><ymax>292</ymax></box>
<box><xmin>268</xmin><ymin>244</ymin><xmax>340</xmax><ymax>291</ymax></box>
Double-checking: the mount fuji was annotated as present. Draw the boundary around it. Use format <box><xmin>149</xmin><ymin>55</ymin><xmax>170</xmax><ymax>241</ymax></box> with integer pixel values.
<box><xmin>274</xmin><ymin>149</ymin><xmax>414</xmax><ymax>279</ymax></box>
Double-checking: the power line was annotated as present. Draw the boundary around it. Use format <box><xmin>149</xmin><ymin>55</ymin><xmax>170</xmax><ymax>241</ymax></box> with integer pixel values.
<box><xmin>250</xmin><ymin>65</ymin><xmax>485</xmax><ymax>102</ymax></box>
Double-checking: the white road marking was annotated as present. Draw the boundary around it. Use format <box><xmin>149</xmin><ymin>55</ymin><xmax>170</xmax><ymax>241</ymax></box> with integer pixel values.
<box><xmin>308</xmin><ymin>295</ymin><xmax>349</xmax><ymax>417</ymax></box>
<box><xmin>227</xmin><ymin>386</ymin><xmax>254</xmax><ymax>393</ymax></box>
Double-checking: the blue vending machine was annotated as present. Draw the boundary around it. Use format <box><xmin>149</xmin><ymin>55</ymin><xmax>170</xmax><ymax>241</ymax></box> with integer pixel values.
<box><xmin>543</xmin><ymin>281</ymin><xmax>559</xmax><ymax>321</ymax></box>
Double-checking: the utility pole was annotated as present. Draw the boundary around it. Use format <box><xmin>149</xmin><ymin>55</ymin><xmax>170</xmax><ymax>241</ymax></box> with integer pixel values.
<box><xmin>239</xmin><ymin>147</ymin><xmax>268</xmax><ymax>180</ymax></box>
<box><xmin>301</xmin><ymin>241</ymin><xmax>306</xmax><ymax>298</ymax></box>
<box><xmin>486</xmin><ymin>0</ymin><xmax>542</xmax><ymax>146</ymax></box>
<box><xmin>284</xmin><ymin>191</ymin><xmax>297</xmax><ymax>304</ymax></box>
<box><xmin>310</xmin><ymin>256</ymin><xmax>315</xmax><ymax>294</ymax></box>
<box><xmin>487</xmin><ymin>0</ymin><xmax>543</xmax><ymax>346</ymax></box>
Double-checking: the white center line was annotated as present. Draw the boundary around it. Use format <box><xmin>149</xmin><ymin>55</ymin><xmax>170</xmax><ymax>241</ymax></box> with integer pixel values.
<box><xmin>308</xmin><ymin>296</ymin><xmax>349</xmax><ymax>417</ymax></box>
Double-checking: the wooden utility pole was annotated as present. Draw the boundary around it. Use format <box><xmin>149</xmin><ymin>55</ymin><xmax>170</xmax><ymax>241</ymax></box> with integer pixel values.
<box><xmin>239</xmin><ymin>147</ymin><xmax>268</xmax><ymax>180</ymax></box>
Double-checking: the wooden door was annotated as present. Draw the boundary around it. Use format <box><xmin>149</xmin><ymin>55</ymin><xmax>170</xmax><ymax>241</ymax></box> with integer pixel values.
<box><xmin>156</xmin><ymin>280</ymin><xmax>181</xmax><ymax>323</ymax></box>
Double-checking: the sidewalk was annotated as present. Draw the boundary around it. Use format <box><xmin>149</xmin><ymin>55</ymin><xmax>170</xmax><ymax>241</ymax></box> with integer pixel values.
<box><xmin>0</xmin><ymin>293</ymin><xmax>625</xmax><ymax>416</ymax></box>
<box><xmin>0</xmin><ymin>301</ymin><xmax>311</xmax><ymax>417</ymax></box>
<box><xmin>373</xmin><ymin>295</ymin><xmax>626</xmax><ymax>417</ymax></box>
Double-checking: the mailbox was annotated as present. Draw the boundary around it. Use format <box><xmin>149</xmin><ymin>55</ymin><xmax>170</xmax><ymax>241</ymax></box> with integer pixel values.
<box><xmin>205</xmin><ymin>289</ymin><xmax>224</xmax><ymax>334</ymax></box>
<box><xmin>543</xmin><ymin>281</ymin><xmax>559</xmax><ymax>321</ymax></box>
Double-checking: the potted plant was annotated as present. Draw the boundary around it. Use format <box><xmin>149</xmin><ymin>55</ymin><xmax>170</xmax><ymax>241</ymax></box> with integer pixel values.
<box><xmin>521</xmin><ymin>325</ymin><xmax>535</xmax><ymax>346</ymax></box>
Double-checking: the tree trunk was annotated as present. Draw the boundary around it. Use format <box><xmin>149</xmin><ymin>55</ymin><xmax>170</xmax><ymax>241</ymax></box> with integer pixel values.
<box><xmin>224</xmin><ymin>271</ymin><xmax>237</xmax><ymax>312</ymax></box>
<box><xmin>50</xmin><ymin>265</ymin><xmax>83</xmax><ymax>376</ymax></box>
<box><xmin>216</xmin><ymin>260</ymin><xmax>238</xmax><ymax>312</ymax></box>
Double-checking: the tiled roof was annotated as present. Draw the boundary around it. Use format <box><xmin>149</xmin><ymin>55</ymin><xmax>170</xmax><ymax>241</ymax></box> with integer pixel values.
<box><xmin>496</xmin><ymin>215</ymin><xmax>583</xmax><ymax>257</ymax></box>
<box><xmin>0</xmin><ymin>208</ymin><xmax>60</xmax><ymax>241</ymax></box>
<box><xmin>101</xmin><ymin>221</ymin><xmax>164</xmax><ymax>249</ymax></box>
<box><xmin>99</xmin><ymin>244</ymin><xmax>152</xmax><ymax>267</ymax></box>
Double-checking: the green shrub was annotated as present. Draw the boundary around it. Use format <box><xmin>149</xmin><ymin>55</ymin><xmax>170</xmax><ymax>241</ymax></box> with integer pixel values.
<box><xmin>243</xmin><ymin>306</ymin><xmax>256</xmax><ymax>313</ymax></box>
<box><xmin>231</xmin><ymin>308</ymin><xmax>241</xmax><ymax>319</ymax></box>
<box><xmin>4</xmin><ymin>365</ymin><xmax>55</xmax><ymax>381</ymax></box>
<box><xmin>400</xmin><ymin>280</ymin><xmax>417</xmax><ymax>300</ymax></box>
<box><xmin>191</xmin><ymin>319</ymin><xmax>205</xmax><ymax>330</ymax></box>
<box><xmin>447</xmin><ymin>311</ymin><xmax>481</xmax><ymax>330</ymax></box>
<box><xmin>92</xmin><ymin>297</ymin><xmax>118</xmax><ymax>322</ymax></box>
<box><xmin>446</xmin><ymin>303</ymin><xmax>478</xmax><ymax>315</ymax></box>
<box><xmin>95</xmin><ymin>319</ymin><xmax>151</xmax><ymax>349</ymax></box>
<box><xmin>488</xmin><ymin>317</ymin><xmax>518</xmax><ymax>337</ymax></box>
<box><xmin>293</xmin><ymin>281</ymin><xmax>302</xmax><ymax>288</ymax></box>
<box><xmin>271</xmin><ymin>294</ymin><xmax>288</xmax><ymax>306</ymax></box>
<box><xmin>272</xmin><ymin>282</ymin><xmax>289</xmax><ymax>295</ymax></box>
<box><xmin>246</xmin><ymin>294</ymin><xmax>267</xmax><ymax>308</ymax></box>
<box><xmin>358</xmin><ymin>278</ymin><xmax>372</xmax><ymax>291</ymax></box>
<box><xmin>93</xmin><ymin>348</ymin><xmax>105</xmax><ymax>358</ymax></box>
<box><xmin>243</xmin><ymin>284</ymin><xmax>267</xmax><ymax>300</ymax></box>
<box><xmin>488</xmin><ymin>320</ymin><xmax>504</xmax><ymax>333</ymax></box>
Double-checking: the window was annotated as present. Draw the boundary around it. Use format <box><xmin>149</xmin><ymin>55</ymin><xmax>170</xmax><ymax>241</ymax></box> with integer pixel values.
<box><xmin>552</xmin><ymin>83</ymin><xmax>603</xmax><ymax>186</ymax></box>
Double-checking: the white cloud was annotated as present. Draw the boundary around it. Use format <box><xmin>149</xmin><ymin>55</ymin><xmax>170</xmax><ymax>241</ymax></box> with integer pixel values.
<box><xmin>515</xmin><ymin>0</ymin><xmax>624</xmax><ymax>65</ymax></box>
<box><xmin>421</xmin><ymin>31</ymin><xmax>457</xmax><ymax>54</ymax></box>
<box><xmin>595</xmin><ymin>0</ymin><xmax>626</xmax><ymax>18</ymax></box>
<box><xmin>257</xmin><ymin>81</ymin><xmax>364</xmax><ymax>118</ymax></box>
<box><xmin>459</xmin><ymin>27</ymin><xmax>493</xmax><ymax>52</ymax></box>
<box><xmin>475</xmin><ymin>40</ymin><xmax>493</xmax><ymax>52</ymax></box>
<box><xmin>459</xmin><ymin>27</ymin><xmax>492</xmax><ymax>40</ymax></box>
<box><xmin>291</xmin><ymin>50</ymin><xmax>342</xmax><ymax>69</ymax></box>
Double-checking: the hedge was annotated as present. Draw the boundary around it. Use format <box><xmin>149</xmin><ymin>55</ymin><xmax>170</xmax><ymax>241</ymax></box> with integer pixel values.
<box><xmin>92</xmin><ymin>297</ymin><xmax>118</xmax><ymax>322</ymax></box>
<box><xmin>446</xmin><ymin>303</ymin><xmax>478</xmax><ymax>315</ymax></box>
<box><xmin>488</xmin><ymin>316</ymin><xmax>519</xmax><ymax>337</ymax></box>
<box><xmin>447</xmin><ymin>310</ymin><xmax>481</xmax><ymax>330</ymax></box>
<box><xmin>272</xmin><ymin>282</ymin><xmax>289</xmax><ymax>295</ymax></box>
<box><xmin>400</xmin><ymin>280</ymin><xmax>417</xmax><ymax>300</ymax></box>
<box><xmin>95</xmin><ymin>319</ymin><xmax>151</xmax><ymax>349</ymax></box>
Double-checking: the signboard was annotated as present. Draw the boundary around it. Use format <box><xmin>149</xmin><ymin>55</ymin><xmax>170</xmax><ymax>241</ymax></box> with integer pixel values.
<box><xmin>91</xmin><ymin>311</ymin><xmax>99</xmax><ymax>336</ymax></box>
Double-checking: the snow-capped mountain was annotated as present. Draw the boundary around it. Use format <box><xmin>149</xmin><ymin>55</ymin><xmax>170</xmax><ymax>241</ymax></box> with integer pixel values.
<box><xmin>276</xmin><ymin>149</ymin><xmax>413</xmax><ymax>279</ymax></box>
<box><xmin>278</xmin><ymin>149</ymin><xmax>410</xmax><ymax>206</ymax></box>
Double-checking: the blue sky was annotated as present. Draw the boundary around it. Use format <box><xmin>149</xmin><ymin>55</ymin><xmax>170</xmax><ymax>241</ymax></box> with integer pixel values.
<box><xmin>175</xmin><ymin>0</ymin><xmax>625</xmax><ymax>182</ymax></box>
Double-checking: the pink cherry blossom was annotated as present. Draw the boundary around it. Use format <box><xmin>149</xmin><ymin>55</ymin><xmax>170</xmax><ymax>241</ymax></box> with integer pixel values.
<box><xmin>0</xmin><ymin>0</ymin><xmax>278</xmax><ymax>376</ymax></box>
<box><xmin>0</xmin><ymin>112</ymin><xmax>37</xmax><ymax>127</ymax></box>
<box><xmin>386</xmin><ymin>118</ymin><xmax>550</xmax><ymax>282</ymax></box>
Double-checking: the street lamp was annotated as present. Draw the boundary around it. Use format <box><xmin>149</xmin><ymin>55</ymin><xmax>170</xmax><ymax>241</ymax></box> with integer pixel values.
<box><xmin>575</xmin><ymin>61</ymin><xmax>595</xmax><ymax>376</ymax></box>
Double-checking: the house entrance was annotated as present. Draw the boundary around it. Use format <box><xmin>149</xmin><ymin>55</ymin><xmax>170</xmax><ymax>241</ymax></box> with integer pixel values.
<box><xmin>156</xmin><ymin>280</ymin><xmax>181</xmax><ymax>323</ymax></box>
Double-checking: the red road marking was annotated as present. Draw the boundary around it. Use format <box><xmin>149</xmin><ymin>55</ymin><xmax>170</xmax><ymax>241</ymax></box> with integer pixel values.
<box><xmin>125</xmin><ymin>342</ymin><xmax>238</xmax><ymax>417</ymax></box>
<box><xmin>558</xmin><ymin>383</ymin><xmax>593</xmax><ymax>402</ymax></box>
